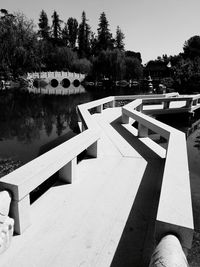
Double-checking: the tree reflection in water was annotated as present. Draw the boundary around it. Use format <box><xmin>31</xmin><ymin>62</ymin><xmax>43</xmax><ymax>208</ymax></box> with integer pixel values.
<box><xmin>0</xmin><ymin>90</ymin><xmax>92</xmax><ymax>163</ymax></box>
<box><xmin>0</xmin><ymin>85</ymin><xmax>153</xmax><ymax>163</ymax></box>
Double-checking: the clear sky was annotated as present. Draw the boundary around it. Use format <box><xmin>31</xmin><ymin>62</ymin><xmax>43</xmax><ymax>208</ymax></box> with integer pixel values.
<box><xmin>1</xmin><ymin>0</ymin><xmax>200</xmax><ymax>63</ymax></box>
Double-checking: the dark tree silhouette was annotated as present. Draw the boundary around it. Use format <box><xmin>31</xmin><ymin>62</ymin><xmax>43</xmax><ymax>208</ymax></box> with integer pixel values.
<box><xmin>97</xmin><ymin>12</ymin><xmax>113</xmax><ymax>51</ymax></box>
<box><xmin>67</xmin><ymin>17</ymin><xmax>78</xmax><ymax>49</ymax></box>
<box><xmin>62</xmin><ymin>23</ymin><xmax>69</xmax><ymax>46</ymax></box>
<box><xmin>183</xmin><ymin>35</ymin><xmax>200</xmax><ymax>59</ymax></box>
<box><xmin>38</xmin><ymin>10</ymin><xmax>50</xmax><ymax>40</ymax></box>
<box><xmin>78</xmin><ymin>11</ymin><xmax>90</xmax><ymax>58</ymax></box>
<box><xmin>115</xmin><ymin>26</ymin><xmax>125</xmax><ymax>51</ymax></box>
<box><xmin>51</xmin><ymin>10</ymin><xmax>62</xmax><ymax>45</ymax></box>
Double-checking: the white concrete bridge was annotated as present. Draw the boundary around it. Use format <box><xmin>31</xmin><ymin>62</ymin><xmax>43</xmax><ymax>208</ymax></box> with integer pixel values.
<box><xmin>27</xmin><ymin>71</ymin><xmax>85</xmax><ymax>91</ymax></box>
<box><xmin>0</xmin><ymin>92</ymin><xmax>199</xmax><ymax>266</ymax></box>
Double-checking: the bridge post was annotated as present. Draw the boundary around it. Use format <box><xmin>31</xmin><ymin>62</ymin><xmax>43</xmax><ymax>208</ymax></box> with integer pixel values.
<box><xmin>185</xmin><ymin>99</ymin><xmax>193</xmax><ymax>108</ymax></box>
<box><xmin>59</xmin><ymin>158</ymin><xmax>77</xmax><ymax>183</ymax></box>
<box><xmin>82</xmin><ymin>122</ymin><xmax>87</xmax><ymax>132</ymax></box>
<box><xmin>193</xmin><ymin>99</ymin><xmax>197</xmax><ymax>106</ymax></box>
<box><xmin>138</xmin><ymin>123</ymin><xmax>148</xmax><ymax>137</ymax></box>
<box><xmin>163</xmin><ymin>101</ymin><xmax>170</xmax><ymax>109</ymax></box>
<box><xmin>96</xmin><ymin>105</ymin><xmax>103</xmax><ymax>113</ymax></box>
<box><xmin>87</xmin><ymin>140</ymin><xmax>98</xmax><ymax>158</ymax></box>
<box><xmin>122</xmin><ymin>113</ymin><xmax>129</xmax><ymax>124</ymax></box>
<box><xmin>136</xmin><ymin>104</ymin><xmax>142</xmax><ymax>112</ymax></box>
<box><xmin>110</xmin><ymin>100</ymin><xmax>115</xmax><ymax>108</ymax></box>
<box><xmin>10</xmin><ymin>195</ymin><xmax>31</xmax><ymax>235</ymax></box>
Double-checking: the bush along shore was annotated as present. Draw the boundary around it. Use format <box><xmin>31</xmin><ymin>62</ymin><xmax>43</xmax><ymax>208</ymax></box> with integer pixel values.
<box><xmin>0</xmin><ymin>158</ymin><xmax>22</xmax><ymax>178</ymax></box>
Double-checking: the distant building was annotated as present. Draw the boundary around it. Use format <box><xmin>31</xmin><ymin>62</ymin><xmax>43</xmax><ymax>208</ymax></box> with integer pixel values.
<box><xmin>144</xmin><ymin>60</ymin><xmax>171</xmax><ymax>80</ymax></box>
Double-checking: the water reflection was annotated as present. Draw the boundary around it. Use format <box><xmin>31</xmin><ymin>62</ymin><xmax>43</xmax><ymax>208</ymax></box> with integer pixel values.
<box><xmin>0</xmin><ymin>85</ymin><xmax>145</xmax><ymax>163</ymax></box>
<box><xmin>28</xmin><ymin>84</ymin><xmax>86</xmax><ymax>95</ymax></box>
<box><xmin>0</xmin><ymin>87</ymin><xmax>92</xmax><ymax>163</ymax></box>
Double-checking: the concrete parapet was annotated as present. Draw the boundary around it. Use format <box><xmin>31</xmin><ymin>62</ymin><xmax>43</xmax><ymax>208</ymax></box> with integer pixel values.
<box><xmin>0</xmin><ymin>128</ymin><xmax>100</xmax><ymax>234</ymax></box>
<box><xmin>121</xmin><ymin>95</ymin><xmax>194</xmax><ymax>257</ymax></box>
<box><xmin>149</xmin><ymin>235</ymin><xmax>189</xmax><ymax>267</ymax></box>
<box><xmin>0</xmin><ymin>191</ymin><xmax>14</xmax><ymax>253</ymax></box>
<box><xmin>27</xmin><ymin>71</ymin><xmax>85</xmax><ymax>91</ymax></box>
<box><xmin>0</xmin><ymin>191</ymin><xmax>11</xmax><ymax>221</ymax></box>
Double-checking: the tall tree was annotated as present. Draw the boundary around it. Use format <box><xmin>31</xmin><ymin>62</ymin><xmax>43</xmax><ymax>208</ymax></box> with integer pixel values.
<box><xmin>38</xmin><ymin>10</ymin><xmax>50</xmax><ymax>40</ymax></box>
<box><xmin>78</xmin><ymin>11</ymin><xmax>90</xmax><ymax>58</ymax></box>
<box><xmin>90</xmin><ymin>31</ymin><xmax>98</xmax><ymax>56</ymax></box>
<box><xmin>0</xmin><ymin>9</ymin><xmax>9</xmax><ymax>17</ymax></box>
<box><xmin>115</xmin><ymin>26</ymin><xmax>125</xmax><ymax>51</ymax></box>
<box><xmin>91</xmin><ymin>49</ymin><xmax>126</xmax><ymax>80</ymax></box>
<box><xmin>183</xmin><ymin>35</ymin><xmax>200</xmax><ymax>59</ymax></box>
<box><xmin>0</xmin><ymin>9</ymin><xmax>15</xmax><ymax>73</ymax></box>
<box><xmin>0</xmin><ymin>11</ymin><xmax>37</xmax><ymax>76</ymax></box>
<box><xmin>125</xmin><ymin>57</ymin><xmax>143</xmax><ymax>80</ymax></box>
<box><xmin>67</xmin><ymin>17</ymin><xmax>78</xmax><ymax>49</ymax></box>
<box><xmin>97</xmin><ymin>12</ymin><xmax>113</xmax><ymax>51</ymax></box>
<box><xmin>62</xmin><ymin>23</ymin><xmax>69</xmax><ymax>46</ymax></box>
<box><xmin>51</xmin><ymin>10</ymin><xmax>62</xmax><ymax>44</ymax></box>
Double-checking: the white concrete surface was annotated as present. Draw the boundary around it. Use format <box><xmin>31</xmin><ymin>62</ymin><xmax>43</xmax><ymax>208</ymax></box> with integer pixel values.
<box><xmin>0</xmin><ymin>93</ymin><xmax>195</xmax><ymax>266</ymax></box>
<box><xmin>149</xmin><ymin>235</ymin><xmax>188</xmax><ymax>267</ymax></box>
<box><xmin>0</xmin><ymin>107</ymin><xmax>151</xmax><ymax>267</ymax></box>
<box><xmin>0</xmin><ymin>128</ymin><xmax>100</xmax><ymax>233</ymax></box>
<box><xmin>122</xmin><ymin>97</ymin><xmax>194</xmax><ymax>252</ymax></box>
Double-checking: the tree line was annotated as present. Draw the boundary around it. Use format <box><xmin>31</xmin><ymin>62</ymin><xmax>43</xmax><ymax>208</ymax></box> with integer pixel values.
<box><xmin>148</xmin><ymin>36</ymin><xmax>200</xmax><ymax>93</ymax></box>
<box><xmin>0</xmin><ymin>8</ymin><xmax>142</xmax><ymax>81</ymax></box>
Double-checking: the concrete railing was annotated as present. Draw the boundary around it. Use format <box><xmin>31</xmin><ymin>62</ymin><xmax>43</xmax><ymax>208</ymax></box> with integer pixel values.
<box><xmin>121</xmin><ymin>97</ymin><xmax>194</xmax><ymax>262</ymax></box>
<box><xmin>0</xmin><ymin>129</ymin><xmax>100</xmax><ymax>234</ymax></box>
<box><xmin>0</xmin><ymin>96</ymin><xmax>116</xmax><ymax>235</ymax></box>
<box><xmin>191</xmin><ymin>93</ymin><xmax>200</xmax><ymax>107</ymax></box>
<box><xmin>0</xmin><ymin>92</ymin><xmax>194</xmax><ymax>266</ymax></box>
<box><xmin>77</xmin><ymin>96</ymin><xmax>115</xmax><ymax>132</ymax></box>
<box><xmin>27</xmin><ymin>71</ymin><xmax>85</xmax><ymax>79</ymax></box>
<box><xmin>114</xmin><ymin>92</ymin><xmax>179</xmax><ymax>100</ymax></box>
<box><xmin>138</xmin><ymin>94</ymin><xmax>200</xmax><ymax>115</ymax></box>
<box><xmin>149</xmin><ymin>235</ymin><xmax>189</xmax><ymax>267</ymax></box>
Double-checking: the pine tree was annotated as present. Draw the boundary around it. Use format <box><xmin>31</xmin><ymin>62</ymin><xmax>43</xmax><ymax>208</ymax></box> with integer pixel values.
<box><xmin>38</xmin><ymin>10</ymin><xmax>50</xmax><ymax>40</ymax></box>
<box><xmin>67</xmin><ymin>17</ymin><xmax>78</xmax><ymax>49</ymax></box>
<box><xmin>51</xmin><ymin>10</ymin><xmax>62</xmax><ymax>44</ymax></box>
<box><xmin>97</xmin><ymin>12</ymin><xmax>113</xmax><ymax>51</ymax></box>
<box><xmin>78</xmin><ymin>11</ymin><xmax>90</xmax><ymax>58</ymax></box>
<box><xmin>62</xmin><ymin>23</ymin><xmax>69</xmax><ymax>46</ymax></box>
<box><xmin>115</xmin><ymin>26</ymin><xmax>125</xmax><ymax>51</ymax></box>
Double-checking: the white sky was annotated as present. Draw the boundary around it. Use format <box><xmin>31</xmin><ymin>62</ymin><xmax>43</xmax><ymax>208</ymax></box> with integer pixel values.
<box><xmin>1</xmin><ymin>0</ymin><xmax>200</xmax><ymax>63</ymax></box>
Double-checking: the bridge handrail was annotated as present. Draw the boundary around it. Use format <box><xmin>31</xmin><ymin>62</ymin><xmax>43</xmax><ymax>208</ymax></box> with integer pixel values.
<box><xmin>0</xmin><ymin>128</ymin><xmax>100</xmax><ymax>234</ymax></box>
<box><xmin>190</xmin><ymin>93</ymin><xmax>200</xmax><ymax>100</ymax></box>
<box><xmin>77</xmin><ymin>96</ymin><xmax>115</xmax><ymax>130</ymax></box>
<box><xmin>122</xmin><ymin>98</ymin><xmax>194</xmax><ymax>253</ymax></box>
<box><xmin>114</xmin><ymin>92</ymin><xmax>179</xmax><ymax>101</ymax></box>
<box><xmin>0</xmin><ymin>92</ymin><xmax>194</xmax><ymax>258</ymax></box>
<box><xmin>142</xmin><ymin>96</ymin><xmax>193</xmax><ymax>103</ymax></box>
<box><xmin>0</xmin><ymin>96</ymin><xmax>116</xmax><ymax>235</ymax></box>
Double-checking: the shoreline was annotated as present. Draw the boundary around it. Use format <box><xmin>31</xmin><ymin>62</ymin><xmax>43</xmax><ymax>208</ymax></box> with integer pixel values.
<box><xmin>0</xmin><ymin>158</ymin><xmax>22</xmax><ymax>178</ymax></box>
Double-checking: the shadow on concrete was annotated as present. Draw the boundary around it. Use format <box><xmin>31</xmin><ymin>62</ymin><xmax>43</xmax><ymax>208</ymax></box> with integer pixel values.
<box><xmin>110</xmin><ymin>117</ymin><xmax>163</xmax><ymax>161</ymax></box>
<box><xmin>110</xmin><ymin>159</ymin><xmax>164</xmax><ymax>267</ymax></box>
<box><xmin>109</xmin><ymin>118</ymin><xmax>165</xmax><ymax>266</ymax></box>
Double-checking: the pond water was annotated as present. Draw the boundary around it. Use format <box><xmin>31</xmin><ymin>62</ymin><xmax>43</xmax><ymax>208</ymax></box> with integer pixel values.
<box><xmin>0</xmin><ymin>85</ymin><xmax>142</xmax><ymax>163</ymax></box>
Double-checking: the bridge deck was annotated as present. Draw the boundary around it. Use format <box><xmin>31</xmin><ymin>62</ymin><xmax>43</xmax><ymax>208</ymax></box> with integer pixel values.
<box><xmin>1</xmin><ymin>108</ymin><xmax>165</xmax><ymax>267</ymax></box>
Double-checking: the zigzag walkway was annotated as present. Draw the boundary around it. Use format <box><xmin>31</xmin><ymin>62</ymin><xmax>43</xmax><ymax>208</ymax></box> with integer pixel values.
<box><xmin>1</xmin><ymin>107</ymin><xmax>165</xmax><ymax>267</ymax></box>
